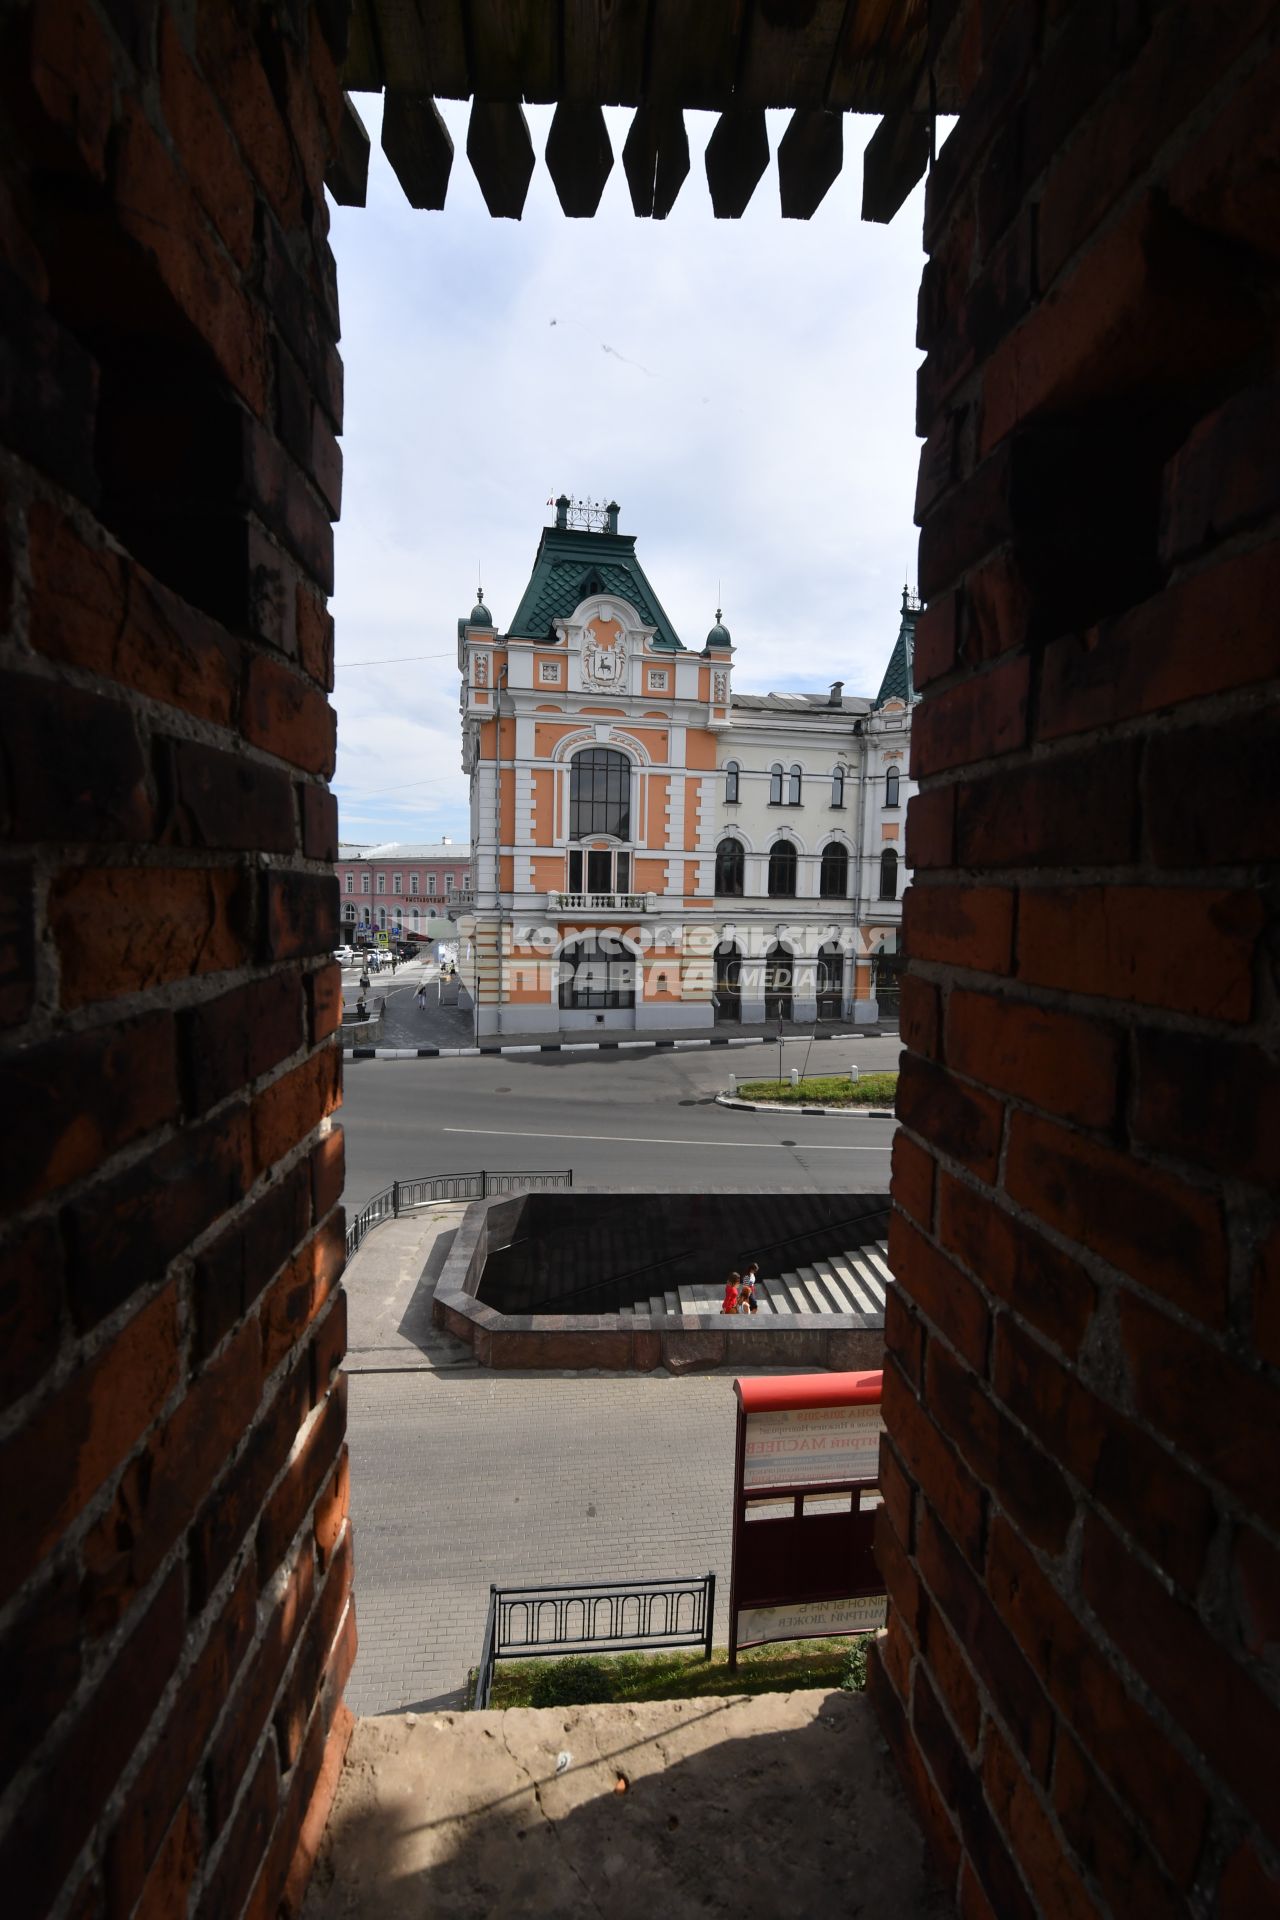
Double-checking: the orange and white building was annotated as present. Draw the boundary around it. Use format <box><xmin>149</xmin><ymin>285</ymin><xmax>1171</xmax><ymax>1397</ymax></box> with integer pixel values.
<box><xmin>458</xmin><ymin>497</ymin><xmax>916</xmax><ymax>1036</ymax></box>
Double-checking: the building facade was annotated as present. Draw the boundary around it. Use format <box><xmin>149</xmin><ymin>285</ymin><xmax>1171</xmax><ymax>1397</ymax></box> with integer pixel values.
<box><xmin>459</xmin><ymin>498</ymin><xmax>916</xmax><ymax>1035</ymax></box>
<box><xmin>336</xmin><ymin>839</ymin><xmax>472</xmax><ymax>942</ymax></box>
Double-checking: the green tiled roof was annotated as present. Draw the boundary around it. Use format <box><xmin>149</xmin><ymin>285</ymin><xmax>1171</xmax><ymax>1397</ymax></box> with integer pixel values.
<box><xmin>505</xmin><ymin>526</ymin><xmax>685</xmax><ymax>650</ymax></box>
<box><xmin>876</xmin><ymin>593</ymin><xmax>920</xmax><ymax>706</ymax></box>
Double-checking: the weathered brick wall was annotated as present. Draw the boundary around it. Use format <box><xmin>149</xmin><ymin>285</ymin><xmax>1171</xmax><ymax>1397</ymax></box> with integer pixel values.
<box><xmin>0</xmin><ymin>4</ymin><xmax>352</xmax><ymax>1915</ymax></box>
<box><xmin>871</xmin><ymin>2</ymin><xmax>1280</xmax><ymax>1913</ymax></box>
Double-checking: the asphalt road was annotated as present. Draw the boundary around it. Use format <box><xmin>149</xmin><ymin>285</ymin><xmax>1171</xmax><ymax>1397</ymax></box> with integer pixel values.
<box><xmin>336</xmin><ymin>1036</ymin><xmax>900</xmax><ymax>1211</ymax></box>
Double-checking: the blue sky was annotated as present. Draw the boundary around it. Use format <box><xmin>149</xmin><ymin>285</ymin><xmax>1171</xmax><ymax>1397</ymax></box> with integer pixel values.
<box><xmin>328</xmin><ymin>97</ymin><xmax>933</xmax><ymax>845</ymax></box>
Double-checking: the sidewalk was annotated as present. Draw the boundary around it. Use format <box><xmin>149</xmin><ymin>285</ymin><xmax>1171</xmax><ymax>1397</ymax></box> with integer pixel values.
<box><xmin>348</xmin><ymin>1016</ymin><xmax>894</xmax><ymax>1059</ymax></box>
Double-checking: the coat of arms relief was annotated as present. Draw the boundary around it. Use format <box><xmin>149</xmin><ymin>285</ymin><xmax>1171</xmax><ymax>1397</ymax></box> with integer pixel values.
<box><xmin>581</xmin><ymin>616</ymin><xmax>628</xmax><ymax>690</ymax></box>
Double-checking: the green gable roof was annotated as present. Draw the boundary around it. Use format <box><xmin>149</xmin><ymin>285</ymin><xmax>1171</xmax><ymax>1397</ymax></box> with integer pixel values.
<box><xmin>876</xmin><ymin>592</ymin><xmax>920</xmax><ymax>706</ymax></box>
<box><xmin>505</xmin><ymin>525</ymin><xmax>685</xmax><ymax>650</ymax></box>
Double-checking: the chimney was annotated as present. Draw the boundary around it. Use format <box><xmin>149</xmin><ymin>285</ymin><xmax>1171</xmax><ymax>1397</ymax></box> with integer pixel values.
<box><xmin>606</xmin><ymin>500</ymin><xmax>620</xmax><ymax>534</ymax></box>
<box><xmin>555</xmin><ymin>494</ymin><xmax>570</xmax><ymax>529</ymax></box>
<box><xmin>828</xmin><ymin>680</ymin><xmax>844</xmax><ymax>707</ymax></box>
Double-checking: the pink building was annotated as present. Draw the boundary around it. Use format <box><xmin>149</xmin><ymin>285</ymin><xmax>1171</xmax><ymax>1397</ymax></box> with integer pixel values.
<box><xmin>337</xmin><ymin>839</ymin><xmax>473</xmax><ymax>942</ymax></box>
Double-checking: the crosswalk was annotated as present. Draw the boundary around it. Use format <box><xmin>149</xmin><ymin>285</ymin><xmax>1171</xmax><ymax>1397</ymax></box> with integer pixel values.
<box><xmin>616</xmin><ymin>1241</ymin><xmax>892</xmax><ymax>1320</ymax></box>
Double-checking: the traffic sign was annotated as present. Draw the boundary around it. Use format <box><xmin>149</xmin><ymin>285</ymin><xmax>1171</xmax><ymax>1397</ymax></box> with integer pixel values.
<box><xmin>376</xmin><ymin>932</ymin><xmax>390</xmax><ymax>947</ymax></box>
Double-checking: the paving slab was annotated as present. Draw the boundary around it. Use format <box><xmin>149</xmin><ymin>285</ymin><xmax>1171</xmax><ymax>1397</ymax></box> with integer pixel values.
<box><xmin>305</xmin><ymin>1692</ymin><xmax>946</xmax><ymax>1920</ymax></box>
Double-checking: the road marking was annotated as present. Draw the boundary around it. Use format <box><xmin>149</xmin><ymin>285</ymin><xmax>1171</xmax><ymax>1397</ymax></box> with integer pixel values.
<box><xmin>441</xmin><ymin>1126</ymin><xmax>888</xmax><ymax>1152</ymax></box>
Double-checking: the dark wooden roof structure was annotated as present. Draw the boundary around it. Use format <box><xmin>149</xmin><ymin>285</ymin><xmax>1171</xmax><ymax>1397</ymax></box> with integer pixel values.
<box><xmin>328</xmin><ymin>0</ymin><xmax>948</xmax><ymax>227</ymax></box>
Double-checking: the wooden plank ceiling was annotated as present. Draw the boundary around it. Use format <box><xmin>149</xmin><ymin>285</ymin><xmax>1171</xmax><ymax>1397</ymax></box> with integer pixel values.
<box><xmin>331</xmin><ymin>0</ymin><xmax>942</xmax><ymax>226</ymax></box>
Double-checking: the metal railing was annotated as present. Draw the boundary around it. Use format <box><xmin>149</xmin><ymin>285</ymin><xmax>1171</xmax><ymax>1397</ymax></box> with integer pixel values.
<box><xmin>547</xmin><ymin>890</ymin><xmax>653</xmax><ymax>912</ymax></box>
<box><xmin>344</xmin><ymin>1167</ymin><xmax>573</xmax><ymax>1261</ymax></box>
<box><xmin>473</xmin><ymin>1572</ymin><xmax>716</xmax><ymax>1710</ymax></box>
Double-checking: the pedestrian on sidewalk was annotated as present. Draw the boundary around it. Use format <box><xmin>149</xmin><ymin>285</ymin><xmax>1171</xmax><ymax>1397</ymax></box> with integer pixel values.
<box><xmin>414</xmin><ymin>981</ymin><xmax>427</xmax><ymax>1009</ymax></box>
<box><xmin>721</xmin><ymin>1272</ymin><xmax>741</xmax><ymax>1315</ymax></box>
<box><xmin>739</xmin><ymin>1268</ymin><xmax>759</xmax><ymax>1314</ymax></box>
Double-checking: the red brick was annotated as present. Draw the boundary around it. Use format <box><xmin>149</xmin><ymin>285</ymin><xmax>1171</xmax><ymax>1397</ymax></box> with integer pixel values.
<box><xmin>1256</xmin><ymin>1221</ymin><xmax>1280</xmax><ymax>1370</ymax></box>
<box><xmin>982</xmin><ymin>193</ymin><xmax>1267</xmax><ymax>455</ymax></box>
<box><xmin>159</xmin><ymin>736</ymin><xmax>295</xmax><ymax>854</ymax></box>
<box><xmin>0</xmin><ymin>862</ymin><xmax>35</xmax><ymax>1028</ymax></box>
<box><xmin>912</xmin><ymin>654</ymin><xmax>1029</xmax><ymax>778</ymax></box>
<box><xmin>105</xmin><ymin>1560</ymin><xmax>258</xmax><ymax>1917</ymax></box>
<box><xmin>257</xmin><ymin>1373</ymin><xmax>347</xmax><ymax>1583</ymax></box>
<box><xmin>946</xmin><ymin>989</ymin><xmax>1120</xmax><ymax>1132</ymax></box>
<box><xmin>264</xmin><ymin>869</ymin><xmax>339</xmax><ymax>961</ymax></box>
<box><xmin>2</xmin><ymin>671</ymin><xmax>153</xmax><ymax>844</ymax></box>
<box><xmin>879</xmin><ymin>1608</ymin><xmax>914</xmax><ymax>1701</ymax></box>
<box><xmin>276</xmin><ymin>1702</ymin><xmax>355</xmax><ymax>1920</ymax></box>
<box><xmin>1038</xmin><ymin>543</ymin><xmax>1280</xmax><ymax>742</ymax></box>
<box><xmin>889</xmin><ymin>1212</ymin><xmax>991</xmax><ymax>1374</ymax></box>
<box><xmin>884</xmin><ymin>1285</ymin><xmax>923</xmax><ymax>1390</ymax></box>
<box><xmin>982</xmin><ymin>1722</ymin><xmax>1097</xmax><ymax>1920</ymax></box>
<box><xmin>198</xmin><ymin>1740</ymin><xmax>278</xmax><ymax>1920</ymax></box>
<box><xmin>28</xmin><ymin>0</ymin><xmax>115</xmax><ymax>179</ymax></box>
<box><xmin>1234</xmin><ymin>1521</ymin><xmax>1280</xmax><ymax>1663</ymax></box>
<box><xmin>158</xmin><ymin>12</ymin><xmax>255</xmax><ymax>268</ymax></box>
<box><xmin>296</xmin><ymin>586</ymin><xmax>334</xmax><ymax>688</ymax></box>
<box><xmin>314</xmin><ymin>1443</ymin><xmax>350</xmax><ymax>1570</ymax></box>
<box><xmin>875</xmin><ymin>1496</ymin><xmax>925</xmax><ymax>1643</ymax></box>
<box><xmin>190</xmin><ymin>1355</ymin><xmax>310</xmax><ymax>1606</ymax></box>
<box><xmin>310</xmin><ymin>1282</ymin><xmax>347</xmax><ymax>1410</ymax></box>
<box><xmin>917</xmin><ymin>439</ymin><xmax>1014</xmax><ymax>602</ymax></box>
<box><xmin>904</xmin><ymin>785</ymin><xmax>955</xmax><ymax>870</ymax></box>
<box><xmin>252</xmin><ymin>1047</ymin><xmax>341</xmax><ymax>1176</ymax></box>
<box><xmin>133</xmin><ymin>1796</ymin><xmax>201</xmax><ymax>1920</ymax></box>
<box><xmin>276</xmin><ymin>1527</ymin><xmax>353</xmax><ymax>1768</ymax></box>
<box><xmin>1160</xmin><ymin>380</ymin><xmax>1280</xmax><ymax>564</ymax></box>
<box><xmin>301</xmin><ymin>782</ymin><xmax>338</xmax><ymax>862</ymax></box>
<box><xmin>260</xmin><ymin>1216</ymin><xmax>344</xmax><ymax>1377</ymax></box>
<box><xmin>1143</xmin><ymin>706</ymin><xmax>1280</xmax><ymax>868</ymax></box>
<box><xmin>965</xmin><ymin>547</ymin><xmax>1032</xmax><ymax>664</ymax></box>
<box><xmin>83</xmin><ymin>1316</ymin><xmax>264</xmax><ymax>1631</ymax></box>
<box><xmin>867</xmin><ymin>1652</ymin><xmax>967</xmax><ymax>1902</ymax></box>
<box><xmin>311</xmin><ymin>1125</ymin><xmax>345</xmax><ymax>1221</ymax></box>
<box><xmin>0</xmin><ymin>1283</ymin><xmax>179</xmax><ymax>1606</ymax></box>
<box><xmin>1</xmin><ymin>1010</ymin><xmax>178</xmax><ymax>1212</ymax></box>
<box><xmin>208</xmin><ymin>1549</ymin><xmax>314</xmax><ymax>1836</ymax></box>
<box><xmin>985</xmin><ymin>1514</ymin><xmax>1208</xmax><ymax>1886</ymax></box>
<box><xmin>927</xmin><ymin>1338</ymin><xmax>1074</xmax><ymax>1554</ymax></box>
<box><xmin>180</xmin><ymin>971</ymin><xmax>306</xmax><ymax>1117</ymax></box>
<box><xmin>913</xmin><ymin>592</ymin><xmax>958</xmax><ymax>686</ymax></box>
<box><xmin>242</xmin><ymin>418</ymin><xmax>335</xmax><ymax>595</ymax></box>
<box><xmin>898</xmin><ymin>974</ymin><xmax>940</xmax><ymax>1060</ymax></box>
<box><xmin>191</xmin><ymin>1158</ymin><xmax>312</xmax><ymax>1360</ymax></box>
<box><xmin>1051</xmin><ymin>1731</ymin><xmax>1183</xmax><ymax>1920</ymax></box>
<box><xmin>920</xmin><ymin>1596</ymin><xmax>981</xmax><ymax>1751</ymax></box>
<box><xmin>938</xmin><ymin>1173</ymin><xmax>1095</xmax><ymax>1359</ymax></box>
<box><xmin>0</xmin><ymin>1561</ymin><xmax>80</xmax><ymax>1798</ymax></box>
<box><xmin>0</xmin><ymin>1215</ymin><xmax>64</xmax><ymax>1416</ymax></box>
<box><xmin>1020</xmin><ymin>883</ymin><xmax>1262</xmax><ymax>1023</ymax></box>
<box><xmin>883</xmin><ymin>1358</ymin><xmax>986</xmax><ymax>1568</ymax></box>
<box><xmin>243</xmin><ymin>651</ymin><xmax>336</xmax><ymax>776</ymax></box>
<box><xmin>196</xmin><ymin>5</ymin><xmax>302</xmax><ymax>228</ymax></box>
<box><xmin>307</xmin><ymin>960</ymin><xmax>342</xmax><ymax>1042</ymax></box>
<box><xmin>114</xmin><ymin>101</ymin><xmax>268</xmax><ymax>414</ymax></box>
<box><xmin>916</xmin><ymin>412</ymin><xmax>960</xmax><ymax>521</ymax></box>
<box><xmin>0</xmin><ymin>1565</ymin><xmax>186</xmax><ymax>1917</ymax></box>
<box><xmin>915</xmin><ymin>1674</ymin><xmax>1038</xmax><ymax>1920</ymax></box>
<box><xmin>897</xmin><ymin>1051</ymin><xmax>1004</xmax><ymax>1183</ymax></box>
<box><xmin>958</xmin><ymin>1859</ymin><xmax>999</xmax><ymax>1920</ymax></box>
<box><xmin>65</xmin><ymin>1106</ymin><xmax>252</xmax><ymax>1331</ymax></box>
<box><xmin>903</xmin><ymin>884</ymin><xmax>1014</xmax><ymax>976</ymax></box>
<box><xmin>1117</xmin><ymin>1291</ymin><xmax>1280</xmax><ymax>1533</ymax></box>
<box><xmin>953</xmin><ymin>739</ymin><xmax>1138</xmax><ymax>871</ymax></box>
<box><xmin>1218</xmin><ymin>1838</ymin><xmax>1280</xmax><ymax>1920</ymax></box>
<box><xmin>50</xmin><ymin>865</ymin><xmax>252</xmax><ymax>1009</ymax></box>
<box><xmin>1005</xmin><ymin>1108</ymin><xmax>1227</xmax><ymax>1324</ymax></box>
<box><xmin>1083</xmin><ymin>1512</ymin><xmax>1280</xmax><ymax>1844</ymax></box>
<box><xmin>1134</xmin><ymin>1028</ymin><xmax>1279</xmax><ymax>1186</ymax></box>
<box><xmin>892</xmin><ymin>1130</ymin><xmax>934</xmax><ymax>1229</ymax></box>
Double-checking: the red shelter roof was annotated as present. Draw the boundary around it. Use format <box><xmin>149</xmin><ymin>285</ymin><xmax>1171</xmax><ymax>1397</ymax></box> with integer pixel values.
<box><xmin>734</xmin><ymin>1371</ymin><xmax>883</xmax><ymax>1415</ymax></box>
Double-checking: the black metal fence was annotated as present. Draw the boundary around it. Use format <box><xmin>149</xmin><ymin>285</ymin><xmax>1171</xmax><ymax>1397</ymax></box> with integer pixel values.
<box><xmin>473</xmin><ymin>1573</ymin><xmax>716</xmax><ymax>1710</ymax></box>
<box><xmin>344</xmin><ymin>1167</ymin><xmax>574</xmax><ymax>1261</ymax></box>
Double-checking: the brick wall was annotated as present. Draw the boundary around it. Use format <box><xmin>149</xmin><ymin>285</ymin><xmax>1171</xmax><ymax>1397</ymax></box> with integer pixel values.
<box><xmin>0</xmin><ymin>4</ymin><xmax>352</xmax><ymax>1916</ymax></box>
<box><xmin>873</xmin><ymin>3</ymin><xmax>1280</xmax><ymax>1914</ymax></box>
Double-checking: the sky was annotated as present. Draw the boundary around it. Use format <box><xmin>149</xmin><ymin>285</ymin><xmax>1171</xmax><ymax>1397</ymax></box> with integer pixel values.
<box><xmin>327</xmin><ymin>97</ymin><xmax>935</xmax><ymax>847</ymax></box>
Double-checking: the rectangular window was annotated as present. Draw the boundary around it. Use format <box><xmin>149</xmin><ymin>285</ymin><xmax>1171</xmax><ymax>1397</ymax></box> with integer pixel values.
<box><xmin>345</xmin><ymin>873</ymin><xmax>353</xmax><ymax>893</ymax></box>
<box><xmin>361</xmin><ymin>872</ymin><xmax>371</xmax><ymax>893</ymax></box>
<box><xmin>426</xmin><ymin>872</ymin><xmax>436</xmax><ymax>893</ymax></box>
<box><xmin>377</xmin><ymin>874</ymin><xmax>386</xmax><ymax>893</ymax></box>
<box><xmin>570</xmin><ymin>748</ymin><xmax>630</xmax><ymax>839</ymax></box>
<box><xmin>616</xmin><ymin>851</ymin><xmax>631</xmax><ymax>893</ymax></box>
<box><xmin>585</xmin><ymin>849</ymin><xmax>611</xmax><ymax>892</ymax></box>
<box><xmin>568</xmin><ymin>849</ymin><xmax>583</xmax><ymax>892</ymax></box>
<box><xmin>409</xmin><ymin>873</ymin><xmax>419</xmax><ymax>894</ymax></box>
<box><xmin>392</xmin><ymin>872</ymin><xmax>402</xmax><ymax>893</ymax></box>
<box><xmin>445</xmin><ymin>873</ymin><xmax>454</xmax><ymax>894</ymax></box>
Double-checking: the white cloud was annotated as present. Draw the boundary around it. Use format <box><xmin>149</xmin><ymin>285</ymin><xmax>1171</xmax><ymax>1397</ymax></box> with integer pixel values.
<box><xmin>328</xmin><ymin>99</ymin><xmax>928</xmax><ymax>844</ymax></box>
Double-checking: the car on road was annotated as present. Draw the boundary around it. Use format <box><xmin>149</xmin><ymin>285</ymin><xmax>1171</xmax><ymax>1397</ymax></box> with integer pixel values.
<box><xmin>333</xmin><ymin>945</ymin><xmax>356</xmax><ymax>965</ymax></box>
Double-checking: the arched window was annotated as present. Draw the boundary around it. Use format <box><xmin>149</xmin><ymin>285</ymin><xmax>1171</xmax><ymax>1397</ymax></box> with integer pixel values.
<box><xmin>769</xmin><ymin>763</ymin><xmax>784</xmax><ymax>805</ymax></box>
<box><xmin>788</xmin><ymin>764</ymin><xmax>802</xmax><ymax>805</ymax></box>
<box><xmin>765</xmin><ymin>942</ymin><xmax>793</xmax><ymax>1019</ymax></box>
<box><xmin>879</xmin><ymin>847</ymin><xmax>899</xmax><ymax>899</ymax></box>
<box><xmin>885</xmin><ymin>764</ymin><xmax>900</xmax><ymax>807</ymax></box>
<box><xmin>570</xmin><ymin>747</ymin><xmax>630</xmax><ymax>839</ymax></box>
<box><xmin>724</xmin><ymin>760</ymin><xmax>739</xmax><ymax>804</ymax></box>
<box><xmin>411</xmin><ymin>907</ymin><xmax>419</xmax><ymax>924</ymax></box>
<box><xmin>559</xmin><ymin>936</ymin><xmax>635</xmax><ymax>1010</ymax></box>
<box><xmin>768</xmin><ymin>839</ymin><xmax>797</xmax><ymax>897</ymax></box>
<box><xmin>817</xmin><ymin>941</ymin><xmax>844</xmax><ymax>1019</ymax></box>
<box><xmin>343</xmin><ymin>902</ymin><xmax>356</xmax><ymax>923</ymax></box>
<box><xmin>378</xmin><ymin>906</ymin><xmax>387</xmax><ymax>928</ymax></box>
<box><xmin>820</xmin><ymin>842</ymin><xmax>848</xmax><ymax>899</ymax></box>
<box><xmin>714</xmin><ymin>943</ymin><xmax>742</xmax><ymax>1022</ymax></box>
<box><xmin>831</xmin><ymin>766</ymin><xmax>845</xmax><ymax>807</ymax></box>
<box><xmin>715</xmin><ymin>838</ymin><xmax>745</xmax><ymax>896</ymax></box>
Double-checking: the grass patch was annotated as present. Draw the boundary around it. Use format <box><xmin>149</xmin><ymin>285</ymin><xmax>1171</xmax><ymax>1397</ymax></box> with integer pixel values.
<box><xmin>734</xmin><ymin>1072</ymin><xmax>898</xmax><ymax>1107</ymax></box>
<box><xmin>480</xmin><ymin>1636</ymin><xmax>874</xmax><ymax>1708</ymax></box>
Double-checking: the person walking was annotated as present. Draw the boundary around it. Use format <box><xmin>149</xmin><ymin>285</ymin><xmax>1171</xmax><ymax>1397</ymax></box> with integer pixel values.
<box><xmin>739</xmin><ymin>1270</ymin><xmax>759</xmax><ymax>1314</ymax></box>
<box><xmin>721</xmin><ymin>1272</ymin><xmax>741</xmax><ymax>1315</ymax></box>
<box><xmin>414</xmin><ymin>980</ymin><xmax>427</xmax><ymax>1010</ymax></box>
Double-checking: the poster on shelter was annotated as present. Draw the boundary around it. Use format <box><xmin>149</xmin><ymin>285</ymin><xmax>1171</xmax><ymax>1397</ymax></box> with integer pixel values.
<box><xmin>742</xmin><ymin>1402</ymin><xmax>884</xmax><ymax>1489</ymax></box>
<box><xmin>736</xmin><ymin>1593</ymin><xmax>888</xmax><ymax>1648</ymax></box>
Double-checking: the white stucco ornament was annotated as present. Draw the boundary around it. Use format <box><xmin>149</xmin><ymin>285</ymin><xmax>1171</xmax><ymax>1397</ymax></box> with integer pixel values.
<box><xmin>582</xmin><ymin>621</ymin><xmax>628</xmax><ymax>690</ymax></box>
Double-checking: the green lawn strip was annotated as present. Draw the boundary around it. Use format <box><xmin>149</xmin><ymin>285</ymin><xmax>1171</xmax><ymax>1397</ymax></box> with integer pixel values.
<box><xmin>734</xmin><ymin>1072</ymin><xmax>898</xmax><ymax>1107</ymax></box>
<box><xmin>482</xmin><ymin>1636</ymin><xmax>873</xmax><ymax>1708</ymax></box>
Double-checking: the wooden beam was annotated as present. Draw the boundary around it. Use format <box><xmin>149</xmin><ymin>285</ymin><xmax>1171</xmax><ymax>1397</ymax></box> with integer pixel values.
<box><xmin>777</xmin><ymin>107</ymin><xmax>843</xmax><ymax>219</ymax></box>
<box><xmin>381</xmin><ymin>92</ymin><xmax>454</xmax><ymax>210</ymax></box>
<box><xmin>739</xmin><ymin>0</ymin><xmax>849</xmax><ymax>107</ymax></box>
<box><xmin>861</xmin><ymin>107</ymin><xmax>930</xmax><ymax>223</ymax></box>
<box><xmin>562</xmin><ymin>0</ymin><xmax>649</xmax><ymax>107</ymax></box>
<box><xmin>704</xmin><ymin>109</ymin><xmax>770</xmax><ymax>220</ymax></box>
<box><xmin>545</xmin><ymin>102</ymin><xmax>615</xmax><ymax>217</ymax></box>
<box><xmin>621</xmin><ymin>105</ymin><xmax>690</xmax><ymax>219</ymax></box>
<box><xmin>467</xmin><ymin>100</ymin><xmax>537</xmax><ymax>219</ymax></box>
<box><xmin>468</xmin><ymin>0</ymin><xmax>559</xmax><ymax>104</ymax></box>
<box><xmin>327</xmin><ymin>93</ymin><xmax>372</xmax><ymax>207</ymax></box>
<box><xmin>647</xmin><ymin>0</ymin><xmax>744</xmax><ymax>111</ymax></box>
<box><xmin>343</xmin><ymin>0</ymin><xmax>384</xmax><ymax>92</ymax></box>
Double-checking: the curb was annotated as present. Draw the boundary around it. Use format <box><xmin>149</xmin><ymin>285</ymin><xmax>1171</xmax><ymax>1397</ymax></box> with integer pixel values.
<box><xmin>714</xmin><ymin>1094</ymin><xmax>896</xmax><ymax>1118</ymax></box>
<box><xmin>344</xmin><ymin>1029</ymin><xmax>886</xmax><ymax>1062</ymax></box>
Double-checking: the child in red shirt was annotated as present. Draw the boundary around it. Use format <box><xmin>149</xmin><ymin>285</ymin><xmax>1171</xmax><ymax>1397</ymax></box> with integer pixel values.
<box><xmin>721</xmin><ymin>1272</ymin><xmax>741</xmax><ymax>1315</ymax></box>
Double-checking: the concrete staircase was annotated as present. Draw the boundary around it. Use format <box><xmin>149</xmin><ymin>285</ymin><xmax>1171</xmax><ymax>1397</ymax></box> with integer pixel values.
<box><xmin>617</xmin><ymin>1240</ymin><xmax>891</xmax><ymax>1320</ymax></box>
